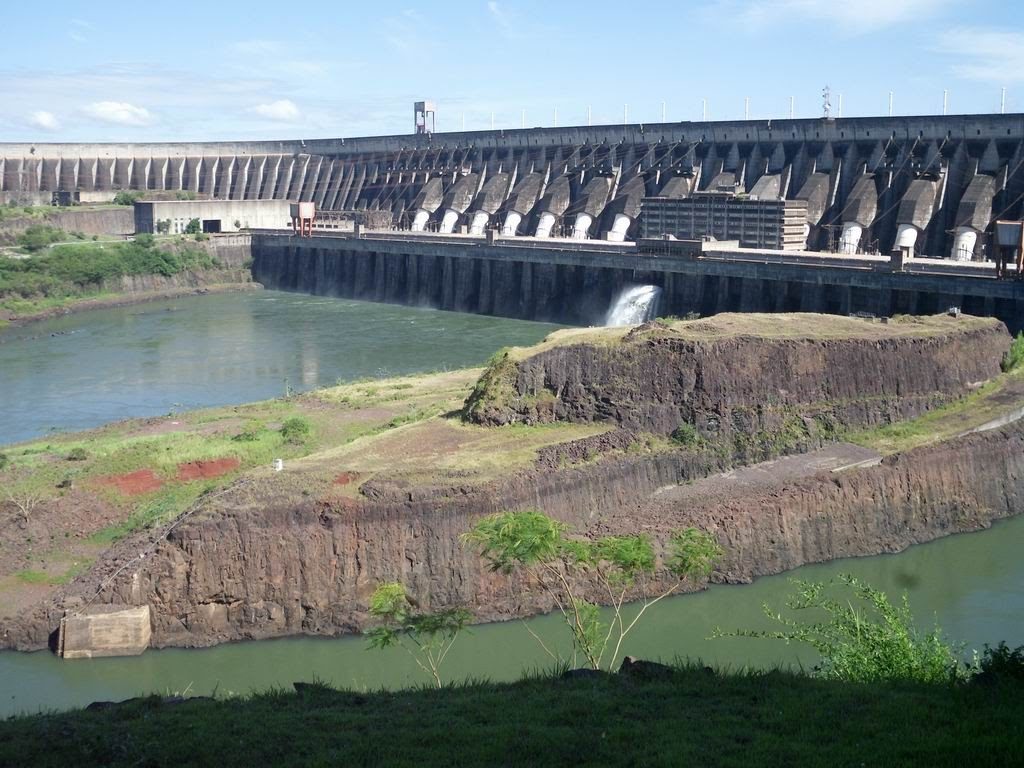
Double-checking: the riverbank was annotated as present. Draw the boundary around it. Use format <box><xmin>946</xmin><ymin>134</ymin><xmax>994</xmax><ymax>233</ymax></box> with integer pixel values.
<box><xmin>1</xmin><ymin>664</ymin><xmax>1021</xmax><ymax>767</ymax></box>
<box><xmin>0</xmin><ymin>276</ymin><xmax>259</xmax><ymax>327</ymax></box>
<box><xmin>1</xmin><ymin>312</ymin><xmax>1020</xmax><ymax>654</ymax></box>
<box><xmin>0</xmin><ymin>233</ymin><xmax>254</xmax><ymax>327</ymax></box>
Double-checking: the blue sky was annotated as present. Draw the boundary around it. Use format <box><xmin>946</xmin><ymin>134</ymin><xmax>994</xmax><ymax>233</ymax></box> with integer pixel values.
<box><xmin>2</xmin><ymin>0</ymin><xmax>1022</xmax><ymax>142</ymax></box>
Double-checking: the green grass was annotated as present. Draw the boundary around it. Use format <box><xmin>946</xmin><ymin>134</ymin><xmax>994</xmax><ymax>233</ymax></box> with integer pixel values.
<box><xmin>13</xmin><ymin>570</ymin><xmax>50</xmax><ymax>584</ymax></box>
<box><xmin>0</xmin><ymin>666</ymin><xmax>1021</xmax><ymax>767</ymax></box>
<box><xmin>846</xmin><ymin>369</ymin><xmax>1022</xmax><ymax>454</ymax></box>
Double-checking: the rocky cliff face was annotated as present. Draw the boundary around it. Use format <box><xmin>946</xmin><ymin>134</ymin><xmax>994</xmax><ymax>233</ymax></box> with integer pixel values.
<box><xmin>7</xmin><ymin>420</ymin><xmax>1020</xmax><ymax>652</ymax></box>
<box><xmin>466</xmin><ymin>319</ymin><xmax>1008</xmax><ymax>441</ymax></box>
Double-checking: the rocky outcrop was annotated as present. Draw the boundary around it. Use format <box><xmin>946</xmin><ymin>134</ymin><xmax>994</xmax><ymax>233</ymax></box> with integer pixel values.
<box><xmin>465</xmin><ymin>318</ymin><xmax>1009</xmax><ymax>440</ymax></box>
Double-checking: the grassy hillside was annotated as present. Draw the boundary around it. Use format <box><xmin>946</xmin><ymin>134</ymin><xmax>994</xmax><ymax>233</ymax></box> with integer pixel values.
<box><xmin>0</xmin><ymin>666</ymin><xmax>1020</xmax><ymax>767</ymax></box>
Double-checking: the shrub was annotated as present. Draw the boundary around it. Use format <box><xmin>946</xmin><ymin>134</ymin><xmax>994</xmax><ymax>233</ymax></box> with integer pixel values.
<box><xmin>1003</xmin><ymin>332</ymin><xmax>1024</xmax><ymax>373</ymax></box>
<box><xmin>134</xmin><ymin>233</ymin><xmax>155</xmax><ymax>247</ymax></box>
<box><xmin>195</xmin><ymin>232</ymin><xmax>209</xmax><ymax>241</ymax></box>
<box><xmin>0</xmin><ymin>452</ymin><xmax>8</xmax><ymax>471</ymax></box>
<box><xmin>670</xmin><ymin>423</ymin><xmax>700</xmax><ymax>446</ymax></box>
<box><xmin>66</xmin><ymin>447</ymin><xmax>88</xmax><ymax>461</ymax></box>
<box><xmin>464</xmin><ymin>509</ymin><xmax>722</xmax><ymax>671</ymax></box>
<box><xmin>155</xmin><ymin>219</ymin><xmax>171</xmax><ymax>234</ymax></box>
<box><xmin>17</xmin><ymin>225</ymin><xmax>64</xmax><ymax>252</ymax></box>
<box><xmin>279</xmin><ymin>417</ymin><xmax>311</xmax><ymax>444</ymax></box>
<box><xmin>112</xmin><ymin>191</ymin><xmax>143</xmax><ymax>206</ymax></box>
<box><xmin>365</xmin><ymin>582</ymin><xmax>472</xmax><ymax>688</ymax></box>
<box><xmin>183</xmin><ymin>218</ymin><xmax>201</xmax><ymax>235</ymax></box>
<box><xmin>976</xmin><ymin>642</ymin><xmax>1024</xmax><ymax>684</ymax></box>
<box><xmin>718</xmin><ymin>575</ymin><xmax>969</xmax><ymax>684</ymax></box>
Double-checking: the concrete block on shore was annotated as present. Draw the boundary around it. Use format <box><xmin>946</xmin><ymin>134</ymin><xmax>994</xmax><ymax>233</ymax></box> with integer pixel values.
<box><xmin>58</xmin><ymin>605</ymin><xmax>151</xmax><ymax>659</ymax></box>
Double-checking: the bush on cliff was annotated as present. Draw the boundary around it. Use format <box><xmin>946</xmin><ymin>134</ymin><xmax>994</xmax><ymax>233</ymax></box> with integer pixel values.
<box><xmin>463</xmin><ymin>509</ymin><xmax>723</xmax><ymax>671</ymax></box>
<box><xmin>717</xmin><ymin>574</ymin><xmax>969</xmax><ymax>684</ymax></box>
<box><xmin>1003</xmin><ymin>332</ymin><xmax>1024</xmax><ymax>373</ymax></box>
<box><xmin>16</xmin><ymin>224</ymin><xmax>65</xmax><ymax>252</ymax></box>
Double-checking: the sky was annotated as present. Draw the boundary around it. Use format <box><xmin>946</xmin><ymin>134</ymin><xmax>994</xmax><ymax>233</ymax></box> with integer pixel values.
<box><xmin>2</xmin><ymin>0</ymin><xmax>1022</xmax><ymax>142</ymax></box>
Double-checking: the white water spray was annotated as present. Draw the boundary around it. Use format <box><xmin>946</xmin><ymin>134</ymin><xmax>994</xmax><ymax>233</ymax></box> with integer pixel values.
<box><xmin>605</xmin><ymin>285</ymin><xmax>662</xmax><ymax>326</ymax></box>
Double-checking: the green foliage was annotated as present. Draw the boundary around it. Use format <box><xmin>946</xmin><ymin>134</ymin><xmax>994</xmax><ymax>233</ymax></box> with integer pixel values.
<box><xmin>16</xmin><ymin>225</ymin><xmax>65</xmax><ymax>252</ymax></box>
<box><xmin>463</xmin><ymin>509</ymin><xmax>567</xmax><ymax>572</ymax></box>
<box><xmin>0</xmin><ymin>451</ymin><xmax>8</xmax><ymax>471</ymax></box>
<box><xmin>977</xmin><ymin>642</ymin><xmax>1024</xmax><ymax>684</ymax></box>
<box><xmin>0</xmin><ymin>239</ymin><xmax>218</xmax><ymax>306</ymax></box>
<box><xmin>184</xmin><ymin>218</ymin><xmax>201</xmax><ymax>235</ymax></box>
<box><xmin>669</xmin><ymin>423</ymin><xmax>700</xmax><ymax>446</ymax></box>
<box><xmin>279</xmin><ymin>417</ymin><xmax>311</xmax><ymax>444</ymax></box>
<box><xmin>155</xmin><ymin>219</ymin><xmax>171</xmax><ymax>234</ymax></box>
<box><xmin>718</xmin><ymin>575</ymin><xmax>968</xmax><ymax>684</ymax></box>
<box><xmin>66</xmin><ymin>447</ymin><xmax>88</xmax><ymax>461</ymax></box>
<box><xmin>464</xmin><ymin>509</ymin><xmax>723</xmax><ymax>670</ymax></box>
<box><xmin>1003</xmin><ymin>332</ymin><xmax>1024</xmax><ymax>373</ymax></box>
<box><xmin>112</xmin><ymin>191</ymin><xmax>143</xmax><ymax>205</ymax></box>
<box><xmin>134</xmin><ymin>233</ymin><xmax>155</xmax><ymax>247</ymax></box>
<box><xmin>365</xmin><ymin>582</ymin><xmax>472</xmax><ymax>688</ymax></box>
<box><xmin>461</xmin><ymin>348</ymin><xmax>516</xmax><ymax>421</ymax></box>
<box><xmin>195</xmin><ymin>232</ymin><xmax>209</xmax><ymax>241</ymax></box>
<box><xmin>14</xmin><ymin>570</ymin><xmax>49</xmax><ymax>584</ymax></box>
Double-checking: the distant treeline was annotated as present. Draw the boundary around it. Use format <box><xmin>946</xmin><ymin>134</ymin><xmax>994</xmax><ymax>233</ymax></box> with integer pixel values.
<box><xmin>0</xmin><ymin>232</ymin><xmax>219</xmax><ymax>303</ymax></box>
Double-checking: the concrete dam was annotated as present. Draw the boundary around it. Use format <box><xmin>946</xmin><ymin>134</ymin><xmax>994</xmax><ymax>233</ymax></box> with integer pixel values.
<box><xmin>6</xmin><ymin>113</ymin><xmax>1024</xmax><ymax>260</ymax></box>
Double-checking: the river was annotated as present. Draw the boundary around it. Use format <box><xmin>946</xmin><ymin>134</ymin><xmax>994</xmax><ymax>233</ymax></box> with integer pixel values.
<box><xmin>0</xmin><ymin>291</ymin><xmax>563</xmax><ymax>445</ymax></box>
<box><xmin>0</xmin><ymin>290</ymin><xmax>1021</xmax><ymax>716</ymax></box>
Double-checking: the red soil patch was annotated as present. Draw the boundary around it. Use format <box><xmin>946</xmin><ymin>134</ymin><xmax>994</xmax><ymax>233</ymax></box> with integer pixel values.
<box><xmin>333</xmin><ymin>471</ymin><xmax>361</xmax><ymax>486</ymax></box>
<box><xmin>97</xmin><ymin>469</ymin><xmax>164</xmax><ymax>496</ymax></box>
<box><xmin>177</xmin><ymin>457</ymin><xmax>241</xmax><ymax>481</ymax></box>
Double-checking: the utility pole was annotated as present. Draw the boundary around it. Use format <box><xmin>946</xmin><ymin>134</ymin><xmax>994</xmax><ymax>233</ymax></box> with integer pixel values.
<box><xmin>1001</xmin><ymin>87</ymin><xmax>1007</xmax><ymax>114</ymax></box>
<box><xmin>744</xmin><ymin>97</ymin><xmax>749</xmax><ymax>120</ymax></box>
<box><xmin>888</xmin><ymin>91</ymin><xmax>894</xmax><ymax>116</ymax></box>
<box><xmin>553</xmin><ymin>108</ymin><xmax>558</xmax><ymax>127</ymax></box>
<box><xmin>789</xmin><ymin>96</ymin><xmax>794</xmax><ymax>119</ymax></box>
<box><xmin>521</xmin><ymin>109</ymin><xmax>525</xmax><ymax>129</ymax></box>
<box><xmin>837</xmin><ymin>93</ymin><xmax>843</xmax><ymax>118</ymax></box>
<box><xmin>702</xmin><ymin>98</ymin><xmax>707</xmax><ymax>121</ymax></box>
<box><xmin>943</xmin><ymin>90</ymin><xmax>948</xmax><ymax>116</ymax></box>
<box><xmin>587</xmin><ymin>105</ymin><xmax>592</xmax><ymax>126</ymax></box>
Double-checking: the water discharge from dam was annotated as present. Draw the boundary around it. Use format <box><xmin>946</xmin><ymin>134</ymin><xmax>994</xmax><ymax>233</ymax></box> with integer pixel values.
<box><xmin>605</xmin><ymin>285</ymin><xmax>662</xmax><ymax>326</ymax></box>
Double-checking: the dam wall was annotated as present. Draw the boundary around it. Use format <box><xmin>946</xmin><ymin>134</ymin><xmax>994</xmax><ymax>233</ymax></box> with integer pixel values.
<box><xmin>251</xmin><ymin>232</ymin><xmax>1024</xmax><ymax>332</ymax></box>
<box><xmin>6</xmin><ymin>112</ymin><xmax>1024</xmax><ymax>258</ymax></box>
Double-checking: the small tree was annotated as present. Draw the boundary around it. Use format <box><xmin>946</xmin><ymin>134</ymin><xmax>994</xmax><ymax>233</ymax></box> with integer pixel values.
<box><xmin>365</xmin><ymin>582</ymin><xmax>472</xmax><ymax>688</ymax></box>
<box><xmin>715</xmin><ymin>574</ymin><xmax>969</xmax><ymax>684</ymax></box>
<box><xmin>155</xmin><ymin>219</ymin><xmax>171</xmax><ymax>234</ymax></box>
<box><xmin>184</xmin><ymin>218</ymin><xmax>202</xmax><ymax>235</ymax></box>
<box><xmin>463</xmin><ymin>509</ymin><xmax>723</xmax><ymax>671</ymax></box>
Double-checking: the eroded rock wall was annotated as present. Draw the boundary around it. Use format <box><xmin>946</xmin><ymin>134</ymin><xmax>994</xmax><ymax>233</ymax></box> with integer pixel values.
<box><xmin>6</xmin><ymin>420</ymin><xmax>1016</xmax><ymax>652</ymax></box>
<box><xmin>469</xmin><ymin>322</ymin><xmax>1009</xmax><ymax>437</ymax></box>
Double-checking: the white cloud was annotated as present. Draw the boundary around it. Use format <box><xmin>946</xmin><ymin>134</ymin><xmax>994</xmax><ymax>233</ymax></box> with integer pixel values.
<box><xmin>29</xmin><ymin>111</ymin><xmax>59</xmax><ymax>131</ymax></box>
<box><xmin>82</xmin><ymin>100</ymin><xmax>154</xmax><ymax>126</ymax></box>
<box><xmin>251</xmin><ymin>99</ymin><xmax>301</xmax><ymax>121</ymax></box>
<box><xmin>725</xmin><ymin>0</ymin><xmax>955</xmax><ymax>33</ymax></box>
<box><xmin>936</xmin><ymin>27</ymin><xmax>1024</xmax><ymax>83</ymax></box>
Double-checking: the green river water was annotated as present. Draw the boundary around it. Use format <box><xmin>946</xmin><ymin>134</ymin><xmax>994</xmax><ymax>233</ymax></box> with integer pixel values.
<box><xmin>0</xmin><ymin>291</ymin><xmax>1021</xmax><ymax>716</ymax></box>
